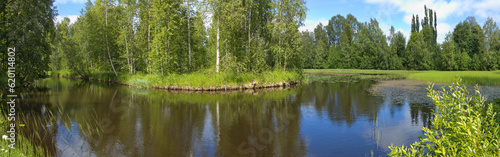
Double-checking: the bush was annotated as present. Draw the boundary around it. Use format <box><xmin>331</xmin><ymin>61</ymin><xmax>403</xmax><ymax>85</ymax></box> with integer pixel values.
<box><xmin>389</xmin><ymin>78</ymin><xmax>500</xmax><ymax>156</ymax></box>
<box><xmin>491</xmin><ymin>98</ymin><xmax>500</xmax><ymax>122</ymax></box>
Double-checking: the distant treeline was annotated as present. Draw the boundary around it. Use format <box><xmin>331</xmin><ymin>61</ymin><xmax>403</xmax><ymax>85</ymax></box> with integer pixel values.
<box><xmin>301</xmin><ymin>5</ymin><xmax>500</xmax><ymax>71</ymax></box>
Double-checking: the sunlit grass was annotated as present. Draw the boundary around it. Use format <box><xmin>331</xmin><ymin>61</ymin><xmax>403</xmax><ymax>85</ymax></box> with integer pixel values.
<box><xmin>407</xmin><ymin>70</ymin><xmax>500</xmax><ymax>86</ymax></box>
<box><xmin>49</xmin><ymin>69</ymin><xmax>304</xmax><ymax>88</ymax></box>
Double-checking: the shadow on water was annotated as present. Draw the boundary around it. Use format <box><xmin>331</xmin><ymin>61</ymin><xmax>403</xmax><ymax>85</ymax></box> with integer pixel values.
<box><xmin>11</xmin><ymin>77</ymin><xmax>435</xmax><ymax>156</ymax></box>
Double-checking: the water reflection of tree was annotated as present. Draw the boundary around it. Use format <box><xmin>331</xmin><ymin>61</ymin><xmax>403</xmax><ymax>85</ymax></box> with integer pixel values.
<box><xmin>29</xmin><ymin>78</ymin><xmax>312</xmax><ymax>156</ymax></box>
<box><xmin>410</xmin><ymin>104</ymin><xmax>433</xmax><ymax>127</ymax></box>
<box><xmin>67</xmin><ymin>88</ymin><xmax>209</xmax><ymax>156</ymax></box>
<box><xmin>213</xmin><ymin>93</ymin><xmax>307</xmax><ymax>156</ymax></box>
<box><xmin>15</xmin><ymin>91</ymin><xmax>58</xmax><ymax>156</ymax></box>
<box><xmin>297</xmin><ymin>80</ymin><xmax>383</xmax><ymax>127</ymax></box>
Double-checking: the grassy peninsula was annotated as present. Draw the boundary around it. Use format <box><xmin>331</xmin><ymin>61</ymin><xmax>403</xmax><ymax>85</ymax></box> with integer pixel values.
<box><xmin>50</xmin><ymin>69</ymin><xmax>304</xmax><ymax>90</ymax></box>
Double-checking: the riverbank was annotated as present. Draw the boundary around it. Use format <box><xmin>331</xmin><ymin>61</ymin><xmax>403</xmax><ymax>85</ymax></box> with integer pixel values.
<box><xmin>49</xmin><ymin>70</ymin><xmax>304</xmax><ymax>91</ymax></box>
<box><xmin>305</xmin><ymin>69</ymin><xmax>500</xmax><ymax>86</ymax></box>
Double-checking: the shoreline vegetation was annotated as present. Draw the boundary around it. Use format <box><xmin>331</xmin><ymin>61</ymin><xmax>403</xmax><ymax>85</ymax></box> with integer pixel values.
<box><xmin>48</xmin><ymin>70</ymin><xmax>304</xmax><ymax>91</ymax></box>
<box><xmin>0</xmin><ymin>97</ymin><xmax>47</xmax><ymax>156</ymax></box>
<box><xmin>390</xmin><ymin>80</ymin><xmax>500</xmax><ymax>156</ymax></box>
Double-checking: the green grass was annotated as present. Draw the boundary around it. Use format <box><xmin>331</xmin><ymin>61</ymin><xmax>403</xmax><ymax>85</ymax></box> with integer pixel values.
<box><xmin>49</xmin><ymin>69</ymin><xmax>304</xmax><ymax>88</ymax></box>
<box><xmin>304</xmin><ymin>69</ymin><xmax>500</xmax><ymax>86</ymax></box>
<box><xmin>407</xmin><ymin>71</ymin><xmax>500</xmax><ymax>86</ymax></box>
<box><xmin>0</xmin><ymin>97</ymin><xmax>48</xmax><ymax>156</ymax></box>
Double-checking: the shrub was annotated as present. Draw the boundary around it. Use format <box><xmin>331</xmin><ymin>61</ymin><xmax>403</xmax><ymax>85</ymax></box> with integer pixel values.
<box><xmin>389</xmin><ymin>78</ymin><xmax>500</xmax><ymax>156</ymax></box>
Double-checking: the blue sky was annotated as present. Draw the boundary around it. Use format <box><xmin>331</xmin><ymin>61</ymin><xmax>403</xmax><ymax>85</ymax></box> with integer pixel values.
<box><xmin>55</xmin><ymin>0</ymin><xmax>500</xmax><ymax>43</ymax></box>
<box><xmin>301</xmin><ymin>0</ymin><xmax>500</xmax><ymax>43</ymax></box>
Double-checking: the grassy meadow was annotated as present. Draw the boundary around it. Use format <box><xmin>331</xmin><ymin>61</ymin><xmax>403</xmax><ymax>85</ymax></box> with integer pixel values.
<box><xmin>305</xmin><ymin>69</ymin><xmax>500</xmax><ymax>86</ymax></box>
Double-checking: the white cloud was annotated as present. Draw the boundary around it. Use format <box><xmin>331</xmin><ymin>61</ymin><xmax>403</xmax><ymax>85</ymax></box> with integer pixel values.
<box><xmin>436</xmin><ymin>23</ymin><xmax>452</xmax><ymax>43</ymax></box>
<box><xmin>365</xmin><ymin>0</ymin><xmax>500</xmax><ymax>43</ymax></box>
<box><xmin>366</xmin><ymin>0</ymin><xmax>460</xmax><ymax>25</ymax></box>
<box><xmin>54</xmin><ymin>0</ymin><xmax>87</xmax><ymax>5</ymax></box>
<box><xmin>379</xmin><ymin>22</ymin><xmax>391</xmax><ymax>37</ymax></box>
<box><xmin>55</xmin><ymin>15</ymin><xmax>80</xmax><ymax>25</ymax></box>
<box><xmin>396</xmin><ymin>28</ymin><xmax>410</xmax><ymax>42</ymax></box>
<box><xmin>366</xmin><ymin>0</ymin><xmax>500</xmax><ymax>23</ymax></box>
<box><xmin>299</xmin><ymin>18</ymin><xmax>329</xmax><ymax>32</ymax></box>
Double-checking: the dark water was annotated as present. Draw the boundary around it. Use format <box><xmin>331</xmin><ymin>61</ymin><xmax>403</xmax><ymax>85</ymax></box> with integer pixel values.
<box><xmin>16</xmin><ymin>78</ymin><xmax>433</xmax><ymax>157</ymax></box>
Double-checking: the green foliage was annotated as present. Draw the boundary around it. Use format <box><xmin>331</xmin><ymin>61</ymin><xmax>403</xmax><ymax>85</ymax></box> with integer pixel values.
<box><xmin>299</xmin><ymin>31</ymin><xmax>315</xmax><ymax>69</ymax></box>
<box><xmin>3</xmin><ymin>0</ymin><xmax>56</xmax><ymax>85</ymax></box>
<box><xmin>389</xmin><ymin>26</ymin><xmax>406</xmax><ymax>70</ymax></box>
<box><xmin>455</xmin><ymin>49</ymin><xmax>471</xmax><ymax>70</ymax></box>
<box><xmin>440</xmin><ymin>33</ymin><xmax>456</xmax><ymax>70</ymax></box>
<box><xmin>313</xmin><ymin>24</ymin><xmax>328</xmax><ymax>69</ymax></box>
<box><xmin>488</xmin><ymin>98</ymin><xmax>500</xmax><ymax>122</ymax></box>
<box><xmin>46</xmin><ymin>0</ymin><xmax>305</xmax><ymax>87</ymax></box>
<box><xmin>407</xmin><ymin>32</ymin><xmax>431</xmax><ymax>70</ymax></box>
<box><xmin>389</xmin><ymin>78</ymin><xmax>500</xmax><ymax>156</ymax></box>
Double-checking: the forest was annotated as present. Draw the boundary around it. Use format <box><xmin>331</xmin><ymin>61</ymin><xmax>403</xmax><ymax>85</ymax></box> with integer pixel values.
<box><xmin>1</xmin><ymin>1</ymin><xmax>500</xmax><ymax>86</ymax></box>
<box><xmin>302</xmin><ymin>5</ymin><xmax>500</xmax><ymax>71</ymax></box>
<box><xmin>1</xmin><ymin>0</ymin><xmax>307</xmax><ymax>86</ymax></box>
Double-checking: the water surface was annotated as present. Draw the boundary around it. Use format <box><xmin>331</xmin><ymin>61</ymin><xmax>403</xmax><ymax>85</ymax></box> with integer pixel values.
<box><xmin>17</xmin><ymin>78</ymin><xmax>432</xmax><ymax>156</ymax></box>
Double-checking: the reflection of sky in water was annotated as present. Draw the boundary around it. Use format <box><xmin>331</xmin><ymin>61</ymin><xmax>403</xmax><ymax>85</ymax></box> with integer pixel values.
<box><xmin>56</xmin><ymin>121</ymin><xmax>96</xmax><ymax>157</ymax></box>
<box><xmin>197</xmin><ymin>105</ymin><xmax>216</xmax><ymax>156</ymax></box>
<box><xmin>299</xmin><ymin>84</ymin><xmax>429</xmax><ymax>157</ymax></box>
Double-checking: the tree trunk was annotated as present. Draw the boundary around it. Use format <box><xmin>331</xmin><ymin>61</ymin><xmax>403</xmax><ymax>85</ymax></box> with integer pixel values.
<box><xmin>125</xmin><ymin>30</ymin><xmax>131</xmax><ymax>74</ymax></box>
<box><xmin>148</xmin><ymin>10</ymin><xmax>152</xmax><ymax>74</ymax></box>
<box><xmin>278</xmin><ymin>0</ymin><xmax>282</xmax><ymax>68</ymax></box>
<box><xmin>248</xmin><ymin>3</ymin><xmax>251</xmax><ymax>69</ymax></box>
<box><xmin>216</xmin><ymin>15</ymin><xmax>220</xmax><ymax>73</ymax></box>
<box><xmin>284</xmin><ymin>27</ymin><xmax>287</xmax><ymax>71</ymax></box>
<box><xmin>130</xmin><ymin>19</ymin><xmax>135</xmax><ymax>74</ymax></box>
<box><xmin>187</xmin><ymin>0</ymin><xmax>192</xmax><ymax>71</ymax></box>
<box><xmin>105</xmin><ymin>6</ymin><xmax>118</xmax><ymax>77</ymax></box>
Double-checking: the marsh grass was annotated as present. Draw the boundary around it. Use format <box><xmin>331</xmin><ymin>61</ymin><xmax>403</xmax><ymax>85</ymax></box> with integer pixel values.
<box><xmin>0</xmin><ymin>116</ymin><xmax>48</xmax><ymax>157</ymax></box>
<box><xmin>0</xmin><ymin>94</ymin><xmax>50</xmax><ymax>156</ymax></box>
<box><xmin>407</xmin><ymin>70</ymin><xmax>500</xmax><ymax>86</ymax></box>
<box><xmin>306</xmin><ymin>71</ymin><xmax>405</xmax><ymax>84</ymax></box>
<box><xmin>304</xmin><ymin>69</ymin><xmax>418</xmax><ymax>76</ymax></box>
<box><xmin>305</xmin><ymin>69</ymin><xmax>500</xmax><ymax>86</ymax></box>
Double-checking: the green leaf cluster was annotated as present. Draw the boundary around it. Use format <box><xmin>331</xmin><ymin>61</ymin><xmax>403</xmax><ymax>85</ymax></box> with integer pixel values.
<box><xmin>389</xmin><ymin>78</ymin><xmax>500</xmax><ymax>156</ymax></box>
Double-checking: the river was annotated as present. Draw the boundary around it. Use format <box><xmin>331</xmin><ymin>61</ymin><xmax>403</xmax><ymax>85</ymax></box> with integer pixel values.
<box><xmin>16</xmin><ymin>77</ymin><xmax>434</xmax><ymax>156</ymax></box>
